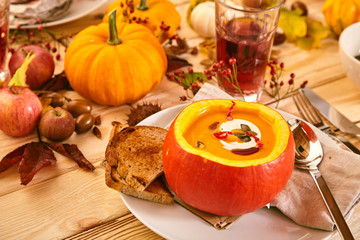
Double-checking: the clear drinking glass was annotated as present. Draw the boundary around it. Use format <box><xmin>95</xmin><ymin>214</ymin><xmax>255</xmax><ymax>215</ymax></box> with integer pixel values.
<box><xmin>0</xmin><ymin>0</ymin><xmax>10</xmax><ymax>84</ymax></box>
<box><xmin>215</xmin><ymin>0</ymin><xmax>283</xmax><ymax>102</ymax></box>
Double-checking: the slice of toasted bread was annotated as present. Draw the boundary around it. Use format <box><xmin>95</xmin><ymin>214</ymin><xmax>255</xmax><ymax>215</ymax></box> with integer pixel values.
<box><xmin>105</xmin><ymin>124</ymin><xmax>167</xmax><ymax>192</ymax></box>
<box><xmin>105</xmin><ymin>160</ymin><xmax>174</xmax><ymax>204</ymax></box>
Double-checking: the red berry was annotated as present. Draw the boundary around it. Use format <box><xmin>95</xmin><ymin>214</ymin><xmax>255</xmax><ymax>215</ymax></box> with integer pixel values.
<box><xmin>45</xmin><ymin>42</ymin><xmax>51</xmax><ymax>50</ymax></box>
<box><xmin>180</xmin><ymin>96</ymin><xmax>187</xmax><ymax>101</ymax></box>
<box><xmin>229</xmin><ymin>58</ymin><xmax>236</xmax><ymax>65</ymax></box>
<box><xmin>270</xmin><ymin>68</ymin><xmax>276</xmax><ymax>76</ymax></box>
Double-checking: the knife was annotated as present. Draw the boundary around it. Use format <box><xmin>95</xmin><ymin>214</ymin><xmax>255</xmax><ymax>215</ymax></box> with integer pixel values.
<box><xmin>303</xmin><ymin>87</ymin><xmax>360</xmax><ymax>154</ymax></box>
<box><xmin>303</xmin><ymin>87</ymin><xmax>360</xmax><ymax>136</ymax></box>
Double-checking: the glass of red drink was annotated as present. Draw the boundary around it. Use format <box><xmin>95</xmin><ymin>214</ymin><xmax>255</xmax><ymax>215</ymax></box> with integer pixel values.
<box><xmin>0</xmin><ymin>0</ymin><xmax>10</xmax><ymax>84</ymax></box>
<box><xmin>215</xmin><ymin>0</ymin><xmax>283</xmax><ymax>102</ymax></box>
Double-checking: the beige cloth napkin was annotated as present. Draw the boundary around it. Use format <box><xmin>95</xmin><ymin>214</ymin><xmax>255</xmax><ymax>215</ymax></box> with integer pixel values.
<box><xmin>188</xmin><ymin>83</ymin><xmax>360</xmax><ymax>231</ymax></box>
<box><xmin>271</xmin><ymin>144</ymin><xmax>360</xmax><ymax>231</ymax></box>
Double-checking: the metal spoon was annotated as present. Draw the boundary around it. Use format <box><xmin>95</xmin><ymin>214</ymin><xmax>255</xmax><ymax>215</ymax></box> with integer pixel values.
<box><xmin>288</xmin><ymin>119</ymin><xmax>354</xmax><ymax>240</ymax></box>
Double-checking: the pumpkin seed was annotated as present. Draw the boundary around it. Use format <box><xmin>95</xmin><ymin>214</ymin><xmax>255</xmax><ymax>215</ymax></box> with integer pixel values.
<box><xmin>248</xmin><ymin>130</ymin><xmax>257</xmax><ymax>136</ymax></box>
<box><xmin>208</xmin><ymin>121</ymin><xmax>219</xmax><ymax>131</ymax></box>
<box><xmin>232</xmin><ymin>132</ymin><xmax>251</xmax><ymax>142</ymax></box>
<box><xmin>196</xmin><ymin>141</ymin><xmax>205</xmax><ymax>149</ymax></box>
<box><xmin>241</xmin><ymin>124</ymin><xmax>251</xmax><ymax>132</ymax></box>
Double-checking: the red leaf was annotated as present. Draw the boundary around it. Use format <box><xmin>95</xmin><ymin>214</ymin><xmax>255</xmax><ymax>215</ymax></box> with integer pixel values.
<box><xmin>166</xmin><ymin>54</ymin><xmax>192</xmax><ymax>72</ymax></box>
<box><xmin>19</xmin><ymin>142</ymin><xmax>57</xmax><ymax>185</ymax></box>
<box><xmin>0</xmin><ymin>143</ymin><xmax>28</xmax><ymax>173</ymax></box>
<box><xmin>46</xmin><ymin>142</ymin><xmax>95</xmax><ymax>171</ymax></box>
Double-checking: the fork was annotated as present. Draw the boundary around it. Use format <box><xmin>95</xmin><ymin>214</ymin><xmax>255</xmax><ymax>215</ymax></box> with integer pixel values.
<box><xmin>292</xmin><ymin>89</ymin><xmax>360</xmax><ymax>154</ymax></box>
<box><xmin>292</xmin><ymin>89</ymin><xmax>332</xmax><ymax>133</ymax></box>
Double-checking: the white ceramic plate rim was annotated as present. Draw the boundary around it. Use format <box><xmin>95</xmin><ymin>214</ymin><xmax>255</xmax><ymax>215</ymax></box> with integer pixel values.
<box><xmin>120</xmin><ymin>103</ymin><xmax>338</xmax><ymax>240</ymax></box>
<box><xmin>9</xmin><ymin>0</ymin><xmax>108</xmax><ymax>29</ymax></box>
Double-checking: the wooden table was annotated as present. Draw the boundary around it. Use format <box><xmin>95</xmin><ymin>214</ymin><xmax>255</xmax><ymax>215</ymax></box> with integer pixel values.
<box><xmin>1</xmin><ymin>0</ymin><xmax>359</xmax><ymax>239</ymax></box>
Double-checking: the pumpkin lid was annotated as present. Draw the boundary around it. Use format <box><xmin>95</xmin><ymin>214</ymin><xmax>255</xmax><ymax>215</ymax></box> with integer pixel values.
<box><xmin>172</xmin><ymin>99</ymin><xmax>291</xmax><ymax>167</ymax></box>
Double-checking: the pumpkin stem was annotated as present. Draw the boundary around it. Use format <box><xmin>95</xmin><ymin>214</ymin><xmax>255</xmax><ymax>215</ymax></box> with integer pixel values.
<box><xmin>107</xmin><ymin>9</ymin><xmax>123</xmax><ymax>45</ymax></box>
<box><xmin>137</xmin><ymin>0</ymin><xmax>149</xmax><ymax>10</ymax></box>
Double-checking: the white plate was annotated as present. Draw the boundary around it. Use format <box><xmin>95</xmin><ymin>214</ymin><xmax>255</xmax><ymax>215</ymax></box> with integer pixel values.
<box><xmin>9</xmin><ymin>0</ymin><xmax>108</xmax><ymax>29</ymax></box>
<box><xmin>120</xmin><ymin>104</ymin><xmax>338</xmax><ymax>240</ymax></box>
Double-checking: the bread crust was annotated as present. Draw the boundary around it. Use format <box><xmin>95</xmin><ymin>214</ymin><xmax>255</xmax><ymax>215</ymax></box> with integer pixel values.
<box><xmin>105</xmin><ymin>162</ymin><xmax>173</xmax><ymax>204</ymax></box>
<box><xmin>105</xmin><ymin>123</ymin><xmax>173</xmax><ymax>204</ymax></box>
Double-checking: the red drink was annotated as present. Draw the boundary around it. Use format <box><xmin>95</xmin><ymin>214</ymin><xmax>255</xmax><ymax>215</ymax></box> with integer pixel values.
<box><xmin>216</xmin><ymin>18</ymin><xmax>275</xmax><ymax>101</ymax></box>
<box><xmin>0</xmin><ymin>1</ymin><xmax>9</xmax><ymax>83</ymax></box>
<box><xmin>0</xmin><ymin>22</ymin><xmax>9</xmax><ymax>74</ymax></box>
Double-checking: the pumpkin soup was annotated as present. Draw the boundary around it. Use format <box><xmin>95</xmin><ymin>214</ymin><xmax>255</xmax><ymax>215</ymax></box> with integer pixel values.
<box><xmin>183</xmin><ymin>102</ymin><xmax>275</xmax><ymax>160</ymax></box>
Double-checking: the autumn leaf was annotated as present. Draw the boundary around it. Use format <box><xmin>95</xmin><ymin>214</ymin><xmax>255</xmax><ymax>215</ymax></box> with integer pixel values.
<box><xmin>8</xmin><ymin>53</ymin><xmax>35</xmax><ymax>87</ymax></box>
<box><xmin>0</xmin><ymin>143</ymin><xmax>28</xmax><ymax>173</ymax></box>
<box><xmin>295</xmin><ymin>18</ymin><xmax>330</xmax><ymax>50</ymax></box>
<box><xmin>279</xmin><ymin>8</ymin><xmax>307</xmax><ymax>42</ymax></box>
<box><xmin>166</xmin><ymin>54</ymin><xmax>192</xmax><ymax>72</ymax></box>
<box><xmin>19</xmin><ymin>142</ymin><xmax>57</xmax><ymax>185</ymax></box>
<box><xmin>278</xmin><ymin>8</ymin><xmax>330</xmax><ymax>50</ymax></box>
<box><xmin>46</xmin><ymin>142</ymin><xmax>95</xmax><ymax>171</ymax></box>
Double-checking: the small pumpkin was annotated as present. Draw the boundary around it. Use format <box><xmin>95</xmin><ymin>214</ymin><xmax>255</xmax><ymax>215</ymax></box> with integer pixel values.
<box><xmin>163</xmin><ymin>99</ymin><xmax>295</xmax><ymax>216</ymax></box>
<box><xmin>322</xmin><ymin>0</ymin><xmax>360</xmax><ymax>36</ymax></box>
<box><xmin>64</xmin><ymin>10</ymin><xmax>167</xmax><ymax>106</ymax></box>
<box><xmin>190</xmin><ymin>1</ymin><xmax>216</xmax><ymax>38</ymax></box>
<box><xmin>103</xmin><ymin>0</ymin><xmax>181</xmax><ymax>43</ymax></box>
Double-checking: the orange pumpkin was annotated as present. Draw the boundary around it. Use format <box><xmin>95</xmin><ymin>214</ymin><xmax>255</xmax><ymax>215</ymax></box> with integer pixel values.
<box><xmin>64</xmin><ymin>10</ymin><xmax>167</xmax><ymax>106</ymax></box>
<box><xmin>163</xmin><ymin>99</ymin><xmax>295</xmax><ymax>216</ymax></box>
<box><xmin>103</xmin><ymin>0</ymin><xmax>181</xmax><ymax>43</ymax></box>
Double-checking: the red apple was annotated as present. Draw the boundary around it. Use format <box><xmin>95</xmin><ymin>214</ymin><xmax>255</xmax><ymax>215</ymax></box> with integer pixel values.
<box><xmin>0</xmin><ymin>86</ymin><xmax>43</xmax><ymax>137</ymax></box>
<box><xmin>8</xmin><ymin>45</ymin><xmax>55</xmax><ymax>90</ymax></box>
<box><xmin>39</xmin><ymin>107</ymin><xmax>75</xmax><ymax>141</ymax></box>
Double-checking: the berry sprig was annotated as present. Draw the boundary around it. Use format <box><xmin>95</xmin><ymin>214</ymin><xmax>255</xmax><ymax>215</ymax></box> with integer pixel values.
<box><xmin>165</xmin><ymin>68</ymin><xmax>206</xmax><ymax>101</ymax></box>
<box><xmin>263</xmin><ymin>59</ymin><xmax>308</xmax><ymax>107</ymax></box>
<box><xmin>9</xmin><ymin>22</ymin><xmax>72</xmax><ymax>61</ymax></box>
<box><xmin>156</xmin><ymin>21</ymin><xmax>171</xmax><ymax>38</ymax></box>
<box><xmin>204</xmin><ymin>58</ymin><xmax>245</xmax><ymax>100</ymax></box>
<box><xmin>119</xmin><ymin>0</ymin><xmax>148</xmax><ymax>25</ymax></box>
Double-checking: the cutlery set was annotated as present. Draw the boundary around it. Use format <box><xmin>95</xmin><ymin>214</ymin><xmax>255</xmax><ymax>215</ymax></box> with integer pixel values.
<box><xmin>293</xmin><ymin>88</ymin><xmax>360</xmax><ymax>154</ymax></box>
<box><xmin>290</xmin><ymin>88</ymin><xmax>359</xmax><ymax>239</ymax></box>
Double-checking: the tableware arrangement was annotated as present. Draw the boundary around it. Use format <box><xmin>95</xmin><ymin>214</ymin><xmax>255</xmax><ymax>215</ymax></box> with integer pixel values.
<box><xmin>339</xmin><ymin>22</ymin><xmax>360</xmax><ymax>90</ymax></box>
<box><xmin>9</xmin><ymin>0</ymin><xmax>109</xmax><ymax>29</ymax></box>
<box><xmin>288</xmin><ymin>118</ymin><xmax>354</xmax><ymax>240</ymax></box>
<box><xmin>116</xmin><ymin>83</ymin><xmax>360</xmax><ymax>239</ymax></box>
<box><xmin>0</xmin><ymin>0</ymin><xmax>10</xmax><ymax>83</ymax></box>
<box><xmin>9</xmin><ymin>0</ymin><xmax>72</xmax><ymax>26</ymax></box>
<box><xmin>124</xmin><ymin>106</ymin><xmax>332</xmax><ymax>240</ymax></box>
<box><xmin>215</xmin><ymin>0</ymin><xmax>283</xmax><ymax>102</ymax></box>
<box><xmin>293</xmin><ymin>88</ymin><xmax>360</xmax><ymax>154</ymax></box>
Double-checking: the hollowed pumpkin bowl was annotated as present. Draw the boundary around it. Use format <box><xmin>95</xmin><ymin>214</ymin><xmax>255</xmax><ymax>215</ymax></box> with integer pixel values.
<box><xmin>163</xmin><ymin>99</ymin><xmax>295</xmax><ymax>216</ymax></box>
